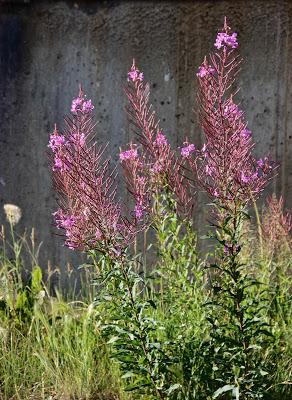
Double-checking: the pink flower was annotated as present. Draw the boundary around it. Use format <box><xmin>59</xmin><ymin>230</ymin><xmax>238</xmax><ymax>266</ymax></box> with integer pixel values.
<box><xmin>62</xmin><ymin>215</ymin><xmax>76</xmax><ymax>229</ymax></box>
<box><xmin>215</xmin><ymin>32</ymin><xmax>238</xmax><ymax>50</ymax></box>
<box><xmin>66</xmin><ymin>240</ymin><xmax>78</xmax><ymax>250</ymax></box>
<box><xmin>53</xmin><ymin>209</ymin><xmax>64</xmax><ymax>229</ymax></box>
<box><xmin>82</xmin><ymin>99</ymin><xmax>94</xmax><ymax>113</ymax></box>
<box><xmin>53</xmin><ymin>157</ymin><xmax>63</xmax><ymax>171</ymax></box>
<box><xmin>71</xmin><ymin>95</ymin><xmax>94</xmax><ymax>114</ymax></box>
<box><xmin>241</xmin><ymin>128</ymin><xmax>252</xmax><ymax>139</ymax></box>
<box><xmin>119</xmin><ymin>148</ymin><xmax>138</xmax><ymax>161</ymax></box>
<box><xmin>128</xmin><ymin>70</ymin><xmax>144</xmax><ymax>82</ymax></box>
<box><xmin>154</xmin><ymin>132</ymin><xmax>168</xmax><ymax>146</ymax></box>
<box><xmin>48</xmin><ymin>133</ymin><xmax>66</xmax><ymax>151</ymax></box>
<box><xmin>240</xmin><ymin>171</ymin><xmax>250</xmax><ymax>183</ymax></box>
<box><xmin>181</xmin><ymin>143</ymin><xmax>196</xmax><ymax>158</ymax></box>
<box><xmin>197</xmin><ymin>64</ymin><xmax>215</xmax><ymax>78</ymax></box>
<box><xmin>223</xmin><ymin>101</ymin><xmax>243</xmax><ymax>119</ymax></box>
<box><xmin>53</xmin><ymin>155</ymin><xmax>70</xmax><ymax>174</ymax></box>
<box><xmin>134</xmin><ymin>203</ymin><xmax>144</xmax><ymax>219</ymax></box>
<box><xmin>53</xmin><ymin>210</ymin><xmax>76</xmax><ymax>230</ymax></box>
<box><xmin>127</xmin><ymin>61</ymin><xmax>144</xmax><ymax>83</ymax></box>
<box><xmin>71</xmin><ymin>97</ymin><xmax>82</xmax><ymax>114</ymax></box>
<box><xmin>240</xmin><ymin>171</ymin><xmax>258</xmax><ymax>184</ymax></box>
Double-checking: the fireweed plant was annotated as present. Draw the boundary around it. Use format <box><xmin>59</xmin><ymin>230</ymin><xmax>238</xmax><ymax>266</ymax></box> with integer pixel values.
<box><xmin>185</xmin><ymin>18</ymin><xmax>277</xmax><ymax>398</ymax></box>
<box><xmin>122</xmin><ymin>60</ymin><xmax>194</xmax><ymax>219</ymax></box>
<box><xmin>49</xmin><ymin>88</ymin><xmax>183</xmax><ymax>398</ymax></box>
<box><xmin>49</xmin><ymin>19</ymin><xmax>291</xmax><ymax>400</ymax></box>
<box><xmin>122</xmin><ymin>61</ymin><xmax>207</xmax><ymax>378</ymax></box>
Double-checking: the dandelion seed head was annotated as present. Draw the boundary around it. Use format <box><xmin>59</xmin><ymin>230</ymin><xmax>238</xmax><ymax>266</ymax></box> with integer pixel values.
<box><xmin>4</xmin><ymin>204</ymin><xmax>22</xmax><ymax>226</ymax></box>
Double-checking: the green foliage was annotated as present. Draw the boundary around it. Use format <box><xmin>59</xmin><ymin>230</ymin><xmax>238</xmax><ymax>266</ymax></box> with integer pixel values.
<box><xmin>93</xmin><ymin>253</ymin><xmax>178</xmax><ymax>399</ymax></box>
<box><xmin>0</xmin><ymin>225</ymin><xmax>125</xmax><ymax>400</ymax></box>
<box><xmin>88</xmin><ymin>193</ymin><xmax>208</xmax><ymax>399</ymax></box>
<box><xmin>150</xmin><ymin>194</ymin><xmax>210</xmax><ymax>399</ymax></box>
<box><xmin>202</xmin><ymin>208</ymin><xmax>274</xmax><ymax>398</ymax></box>
<box><xmin>0</xmin><ymin>226</ymin><xmax>45</xmax><ymax>327</ymax></box>
<box><xmin>0</xmin><ymin>193</ymin><xmax>292</xmax><ymax>399</ymax></box>
<box><xmin>197</xmin><ymin>204</ymin><xmax>292</xmax><ymax>400</ymax></box>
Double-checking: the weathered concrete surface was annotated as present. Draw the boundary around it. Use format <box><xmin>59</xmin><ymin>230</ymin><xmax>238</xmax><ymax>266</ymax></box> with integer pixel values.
<box><xmin>0</xmin><ymin>0</ymin><xmax>292</xmax><ymax>272</ymax></box>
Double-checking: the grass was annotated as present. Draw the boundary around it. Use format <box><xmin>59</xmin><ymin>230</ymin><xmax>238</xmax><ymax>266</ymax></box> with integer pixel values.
<box><xmin>0</xmin><ymin>224</ymin><xmax>127</xmax><ymax>400</ymax></box>
<box><xmin>0</xmin><ymin>308</ymin><xmax>125</xmax><ymax>399</ymax></box>
<box><xmin>0</xmin><ymin>210</ymin><xmax>291</xmax><ymax>399</ymax></box>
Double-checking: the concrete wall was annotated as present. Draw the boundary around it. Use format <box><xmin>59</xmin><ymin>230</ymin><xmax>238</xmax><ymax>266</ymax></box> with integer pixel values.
<box><xmin>1</xmin><ymin>0</ymin><xmax>292</xmax><ymax>272</ymax></box>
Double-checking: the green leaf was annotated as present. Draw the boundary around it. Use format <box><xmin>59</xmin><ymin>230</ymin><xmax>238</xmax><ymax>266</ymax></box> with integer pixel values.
<box><xmin>107</xmin><ymin>336</ymin><xmax>120</xmax><ymax>344</ymax></box>
<box><xmin>233</xmin><ymin>386</ymin><xmax>239</xmax><ymax>400</ymax></box>
<box><xmin>31</xmin><ymin>266</ymin><xmax>42</xmax><ymax>294</ymax></box>
<box><xmin>260</xmin><ymin>369</ymin><xmax>269</xmax><ymax>376</ymax></box>
<box><xmin>121</xmin><ymin>371</ymin><xmax>136</xmax><ymax>379</ymax></box>
<box><xmin>166</xmin><ymin>383</ymin><xmax>182</xmax><ymax>395</ymax></box>
<box><xmin>213</xmin><ymin>384</ymin><xmax>237</xmax><ymax>398</ymax></box>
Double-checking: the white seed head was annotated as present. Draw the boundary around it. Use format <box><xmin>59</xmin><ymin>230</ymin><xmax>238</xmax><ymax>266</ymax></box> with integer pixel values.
<box><xmin>3</xmin><ymin>204</ymin><xmax>22</xmax><ymax>226</ymax></box>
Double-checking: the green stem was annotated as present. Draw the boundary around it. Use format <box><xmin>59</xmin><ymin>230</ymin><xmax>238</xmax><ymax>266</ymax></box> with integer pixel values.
<box><xmin>119</xmin><ymin>259</ymin><xmax>165</xmax><ymax>400</ymax></box>
<box><xmin>252</xmin><ymin>195</ymin><xmax>263</xmax><ymax>259</ymax></box>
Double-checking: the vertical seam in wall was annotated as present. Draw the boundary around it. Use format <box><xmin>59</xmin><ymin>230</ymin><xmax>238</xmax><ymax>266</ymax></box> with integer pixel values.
<box><xmin>175</xmin><ymin>7</ymin><xmax>188</xmax><ymax>149</ymax></box>
<box><xmin>282</xmin><ymin>16</ymin><xmax>289</xmax><ymax>200</ymax></box>
<box><xmin>273</xmin><ymin>11</ymin><xmax>281</xmax><ymax>194</ymax></box>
